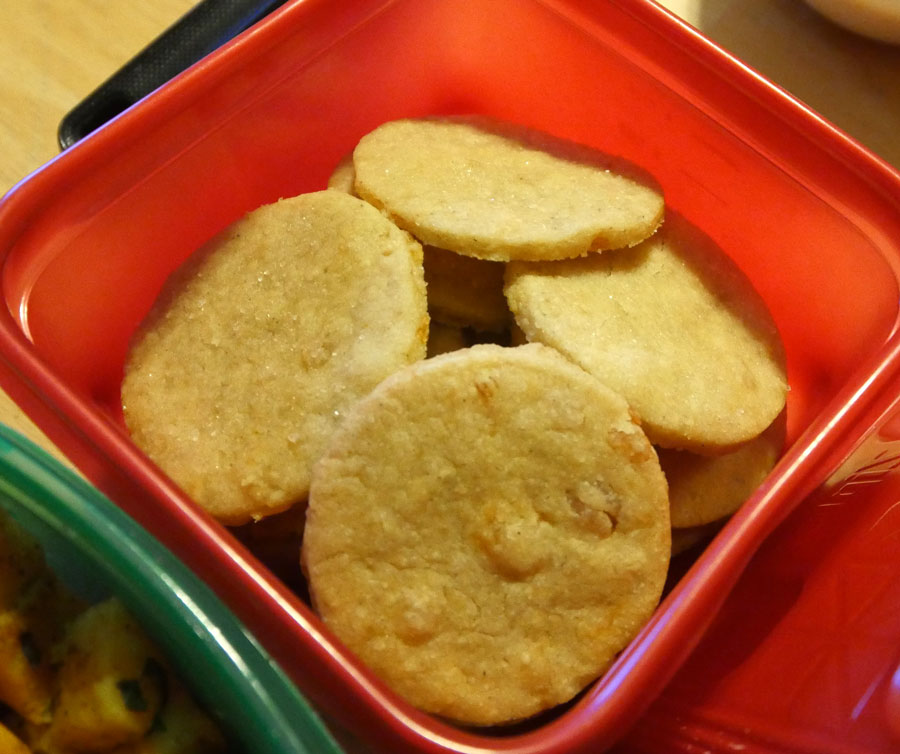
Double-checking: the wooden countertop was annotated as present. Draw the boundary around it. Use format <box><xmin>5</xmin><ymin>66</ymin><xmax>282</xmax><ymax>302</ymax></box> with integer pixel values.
<box><xmin>1</xmin><ymin>0</ymin><xmax>899</xmax><ymax>460</ymax></box>
<box><xmin>0</xmin><ymin>0</ymin><xmax>198</xmax><ymax>456</ymax></box>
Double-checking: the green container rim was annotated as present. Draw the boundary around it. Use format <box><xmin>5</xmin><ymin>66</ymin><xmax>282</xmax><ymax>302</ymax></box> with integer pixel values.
<box><xmin>0</xmin><ymin>423</ymin><xmax>342</xmax><ymax>754</ymax></box>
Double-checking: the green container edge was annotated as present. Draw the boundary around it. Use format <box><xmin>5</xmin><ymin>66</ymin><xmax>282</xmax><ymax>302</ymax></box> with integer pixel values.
<box><xmin>0</xmin><ymin>423</ymin><xmax>343</xmax><ymax>754</ymax></box>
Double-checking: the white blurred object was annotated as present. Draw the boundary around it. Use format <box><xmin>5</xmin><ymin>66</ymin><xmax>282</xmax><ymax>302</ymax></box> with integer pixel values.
<box><xmin>805</xmin><ymin>0</ymin><xmax>900</xmax><ymax>44</ymax></box>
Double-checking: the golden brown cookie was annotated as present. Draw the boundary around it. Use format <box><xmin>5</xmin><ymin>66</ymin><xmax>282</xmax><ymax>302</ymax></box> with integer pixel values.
<box><xmin>661</xmin><ymin>413</ymin><xmax>785</xmax><ymax>528</ymax></box>
<box><xmin>325</xmin><ymin>151</ymin><xmax>356</xmax><ymax>194</ymax></box>
<box><xmin>423</xmin><ymin>245</ymin><xmax>510</xmax><ymax>332</ymax></box>
<box><xmin>352</xmin><ymin>117</ymin><xmax>664</xmax><ymax>261</ymax></box>
<box><xmin>509</xmin><ymin>321</ymin><xmax>529</xmax><ymax>346</ymax></box>
<box><xmin>122</xmin><ymin>191</ymin><xmax>428</xmax><ymax>524</ymax></box>
<box><xmin>505</xmin><ymin>213</ymin><xmax>788</xmax><ymax>452</ymax></box>
<box><xmin>326</xmin><ymin>153</ymin><xmax>511</xmax><ymax>333</ymax></box>
<box><xmin>303</xmin><ymin>343</ymin><xmax>670</xmax><ymax>726</ymax></box>
<box><xmin>425</xmin><ymin>321</ymin><xmax>467</xmax><ymax>358</ymax></box>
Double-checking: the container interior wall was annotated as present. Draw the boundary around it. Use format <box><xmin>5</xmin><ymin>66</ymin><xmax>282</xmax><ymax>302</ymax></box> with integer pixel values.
<box><xmin>2</xmin><ymin>0</ymin><xmax>898</xmax><ymax>442</ymax></box>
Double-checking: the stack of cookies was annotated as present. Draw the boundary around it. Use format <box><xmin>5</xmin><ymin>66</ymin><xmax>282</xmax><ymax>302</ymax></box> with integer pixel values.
<box><xmin>121</xmin><ymin>117</ymin><xmax>788</xmax><ymax>727</ymax></box>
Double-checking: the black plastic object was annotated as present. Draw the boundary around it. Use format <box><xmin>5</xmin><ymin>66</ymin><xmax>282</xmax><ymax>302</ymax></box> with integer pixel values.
<box><xmin>58</xmin><ymin>0</ymin><xmax>288</xmax><ymax>149</ymax></box>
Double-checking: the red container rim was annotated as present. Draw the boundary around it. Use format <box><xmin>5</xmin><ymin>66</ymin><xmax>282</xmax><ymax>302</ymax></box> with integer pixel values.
<box><xmin>1</xmin><ymin>1</ymin><xmax>900</xmax><ymax>752</ymax></box>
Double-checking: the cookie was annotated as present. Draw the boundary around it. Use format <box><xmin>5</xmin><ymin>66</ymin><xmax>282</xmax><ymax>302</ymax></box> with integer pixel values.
<box><xmin>661</xmin><ymin>413</ymin><xmax>785</xmax><ymax>528</ymax></box>
<box><xmin>352</xmin><ymin>117</ymin><xmax>664</xmax><ymax>261</ymax></box>
<box><xmin>326</xmin><ymin>152</ymin><xmax>511</xmax><ymax>332</ymax></box>
<box><xmin>505</xmin><ymin>212</ymin><xmax>788</xmax><ymax>452</ymax></box>
<box><xmin>122</xmin><ymin>190</ymin><xmax>429</xmax><ymax>524</ymax></box>
<box><xmin>422</xmin><ymin>245</ymin><xmax>510</xmax><ymax>333</ymax></box>
<box><xmin>303</xmin><ymin>343</ymin><xmax>670</xmax><ymax>726</ymax></box>
<box><xmin>325</xmin><ymin>151</ymin><xmax>356</xmax><ymax>194</ymax></box>
<box><xmin>426</xmin><ymin>321</ymin><xmax>467</xmax><ymax>358</ymax></box>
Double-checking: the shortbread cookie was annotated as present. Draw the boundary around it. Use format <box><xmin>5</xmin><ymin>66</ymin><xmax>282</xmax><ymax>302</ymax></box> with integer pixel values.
<box><xmin>423</xmin><ymin>246</ymin><xmax>510</xmax><ymax>332</ymax></box>
<box><xmin>661</xmin><ymin>413</ymin><xmax>785</xmax><ymax>528</ymax></box>
<box><xmin>326</xmin><ymin>151</ymin><xmax>356</xmax><ymax>194</ymax></box>
<box><xmin>352</xmin><ymin>117</ymin><xmax>664</xmax><ymax>261</ymax></box>
<box><xmin>505</xmin><ymin>213</ymin><xmax>788</xmax><ymax>452</ymax></box>
<box><xmin>122</xmin><ymin>191</ymin><xmax>428</xmax><ymax>524</ymax></box>
<box><xmin>303</xmin><ymin>343</ymin><xmax>670</xmax><ymax>726</ymax></box>
<box><xmin>426</xmin><ymin>321</ymin><xmax>467</xmax><ymax>358</ymax></box>
<box><xmin>326</xmin><ymin>152</ymin><xmax>511</xmax><ymax>332</ymax></box>
<box><xmin>510</xmin><ymin>322</ymin><xmax>528</xmax><ymax>346</ymax></box>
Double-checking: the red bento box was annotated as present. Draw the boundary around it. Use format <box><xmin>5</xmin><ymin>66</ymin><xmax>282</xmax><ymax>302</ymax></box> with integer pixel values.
<box><xmin>1</xmin><ymin>1</ymin><xmax>900</xmax><ymax>752</ymax></box>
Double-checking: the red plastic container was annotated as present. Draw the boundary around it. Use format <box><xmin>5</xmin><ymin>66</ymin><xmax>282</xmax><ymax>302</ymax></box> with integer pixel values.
<box><xmin>620</xmin><ymin>420</ymin><xmax>900</xmax><ymax>753</ymax></box>
<box><xmin>1</xmin><ymin>1</ymin><xmax>900</xmax><ymax>752</ymax></box>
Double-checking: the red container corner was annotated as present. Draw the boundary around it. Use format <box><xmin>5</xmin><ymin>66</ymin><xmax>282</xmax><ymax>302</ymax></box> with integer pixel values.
<box><xmin>1</xmin><ymin>1</ymin><xmax>900</xmax><ymax>752</ymax></box>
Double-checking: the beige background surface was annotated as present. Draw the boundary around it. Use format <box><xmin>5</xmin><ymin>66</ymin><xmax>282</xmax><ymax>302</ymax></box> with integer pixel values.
<box><xmin>0</xmin><ymin>0</ymin><xmax>898</xmax><ymax>460</ymax></box>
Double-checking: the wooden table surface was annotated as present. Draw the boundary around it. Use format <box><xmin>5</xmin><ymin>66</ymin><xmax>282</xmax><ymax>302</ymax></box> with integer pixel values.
<box><xmin>1</xmin><ymin>0</ymin><xmax>899</xmax><ymax>460</ymax></box>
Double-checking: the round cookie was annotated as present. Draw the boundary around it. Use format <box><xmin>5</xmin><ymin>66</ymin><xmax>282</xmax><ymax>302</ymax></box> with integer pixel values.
<box><xmin>326</xmin><ymin>152</ymin><xmax>511</xmax><ymax>332</ymax></box>
<box><xmin>426</xmin><ymin>321</ymin><xmax>467</xmax><ymax>358</ymax></box>
<box><xmin>303</xmin><ymin>343</ymin><xmax>670</xmax><ymax>726</ymax></box>
<box><xmin>505</xmin><ymin>213</ymin><xmax>788</xmax><ymax>452</ymax></box>
<box><xmin>325</xmin><ymin>151</ymin><xmax>356</xmax><ymax>194</ymax></box>
<box><xmin>660</xmin><ymin>413</ymin><xmax>785</xmax><ymax>529</ymax></box>
<box><xmin>122</xmin><ymin>190</ymin><xmax>428</xmax><ymax>524</ymax></box>
<box><xmin>352</xmin><ymin>117</ymin><xmax>665</xmax><ymax>262</ymax></box>
<box><xmin>423</xmin><ymin>245</ymin><xmax>510</xmax><ymax>333</ymax></box>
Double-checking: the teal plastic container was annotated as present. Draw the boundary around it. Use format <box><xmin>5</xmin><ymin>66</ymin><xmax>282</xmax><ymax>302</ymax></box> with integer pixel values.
<box><xmin>0</xmin><ymin>424</ymin><xmax>342</xmax><ymax>754</ymax></box>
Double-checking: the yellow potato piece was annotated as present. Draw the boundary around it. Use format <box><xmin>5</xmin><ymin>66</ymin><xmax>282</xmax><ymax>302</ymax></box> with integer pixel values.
<box><xmin>353</xmin><ymin>117</ymin><xmax>664</xmax><ymax>261</ymax></box>
<box><xmin>123</xmin><ymin>191</ymin><xmax>429</xmax><ymax>524</ymax></box>
<box><xmin>49</xmin><ymin>599</ymin><xmax>165</xmax><ymax>751</ymax></box>
<box><xmin>304</xmin><ymin>343</ymin><xmax>670</xmax><ymax>726</ymax></box>
<box><xmin>0</xmin><ymin>548</ymin><xmax>81</xmax><ymax>726</ymax></box>
<box><xmin>505</xmin><ymin>213</ymin><xmax>788</xmax><ymax>452</ymax></box>
<box><xmin>109</xmin><ymin>680</ymin><xmax>226</xmax><ymax>754</ymax></box>
<box><xmin>0</xmin><ymin>608</ymin><xmax>54</xmax><ymax>725</ymax></box>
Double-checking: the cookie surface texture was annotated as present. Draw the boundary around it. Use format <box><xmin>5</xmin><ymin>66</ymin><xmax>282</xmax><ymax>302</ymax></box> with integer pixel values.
<box><xmin>425</xmin><ymin>321</ymin><xmax>467</xmax><ymax>358</ymax></box>
<box><xmin>660</xmin><ymin>413</ymin><xmax>785</xmax><ymax>528</ymax></box>
<box><xmin>423</xmin><ymin>245</ymin><xmax>510</xmax><ymax>332</ymax></box>
<box><xmin>352</xmin><ymin>117</ymin><xmax>664</xmax><ymax>261</ymax></box>
<box><xmin>327</xmin><ymin>148</ymin><xmax>511</xmax><ymax>332</ymax></box>
<box><xmin>505</xmin><ymin>213</ymin><xmax>788</xmax><ymax>452</ymax></box>
<box><xmin>122</xmin><ymin>191</ymin><xmax>428</xmax><ymax>524</ymax></box>
<box><xmin>303</xmin><ymin>343</ymin><xmax>670</xmax><ymax>726</ymax></box>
